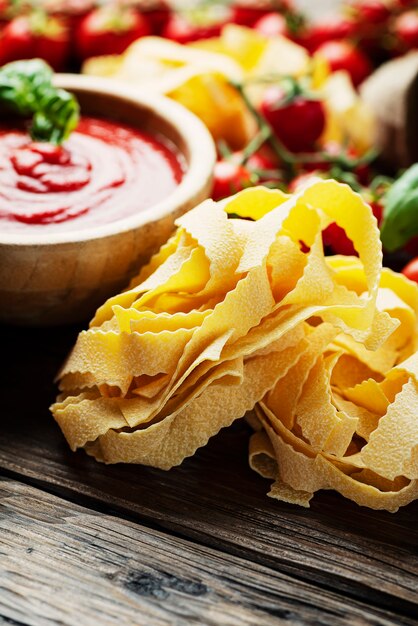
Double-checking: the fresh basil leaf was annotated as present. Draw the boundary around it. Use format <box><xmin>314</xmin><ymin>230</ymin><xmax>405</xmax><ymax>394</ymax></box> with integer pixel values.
<box><xmin>380</xmin><ymin>164</ymin><xmax>418</xmax><ymax>252</ymax></box>
<box><xmin>0</xmin><ymin>59</ymin><xmax>79</xmax><ymax>145</ymax></box>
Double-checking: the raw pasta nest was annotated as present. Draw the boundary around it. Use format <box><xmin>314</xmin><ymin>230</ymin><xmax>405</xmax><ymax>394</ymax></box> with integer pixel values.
<box><xmin>51</xmin><ymin>181</ymin><xmax>418</xmax><ymax>512</ymax></box>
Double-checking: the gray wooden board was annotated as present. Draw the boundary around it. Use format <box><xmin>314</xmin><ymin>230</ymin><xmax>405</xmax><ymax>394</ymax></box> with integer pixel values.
<box><xmin>0</xmin><ymin>325</ymin><xmax>417</xmax><ymax>624</ymax></box>
<box><xmin>0</xmin><ymin>477</ymin><xmax>417</xmax><ymax>626</ymax></box>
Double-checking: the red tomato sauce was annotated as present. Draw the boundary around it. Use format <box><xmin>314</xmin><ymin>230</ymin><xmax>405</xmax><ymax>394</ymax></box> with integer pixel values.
<box><xmin>0</xmin><ymin>116</ymin><xmax>185</xmax><ymax>232</ymax></box>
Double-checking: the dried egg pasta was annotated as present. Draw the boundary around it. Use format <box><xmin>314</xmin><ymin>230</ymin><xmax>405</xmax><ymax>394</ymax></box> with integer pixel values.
<box><xmin>51</xmin><ymin>181</ymin><xmax>417</xmax><ymax>511</ymax></box>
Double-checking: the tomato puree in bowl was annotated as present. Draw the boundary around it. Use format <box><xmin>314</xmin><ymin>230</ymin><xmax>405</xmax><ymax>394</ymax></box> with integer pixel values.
<box><xmin>0</xmin><ymin>116</ymin><xmax>185</xmax><ymax>232</ymax></box>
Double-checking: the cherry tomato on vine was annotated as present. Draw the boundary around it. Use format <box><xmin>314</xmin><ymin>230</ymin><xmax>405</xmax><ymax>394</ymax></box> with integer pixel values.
<box><xmin>314</xmin><ymin>141</ymin><xmax>370</xmax><ymax>185</ymax></box>
<box><xmin>75</xmin><ymin>5</ymin><xmax>150</xmax><ymax>59</ymax></box>
<box><xmin>402</xmin><ymin>257</ymin><xmax>418</xmax><ymax>282</ymax></box>
<box><xmin>260</xmin><ymin>85</ymin><xmax>326</xmax><ymax>153</ymax></box>
<box><xmin>315</xmin><ymin>40</ymin><xmax>372</xmax><ymax>87</ymax></box>
<box><xmin>0</xmin><ymin>13</ymin><xmax>71</xmax><ymax>70</ymax></box>
<box><xmin>297</xmin><ymin>15</ymin><xmax>356</xmax><ymax>52</ymax></box>
<box><xmin>301</xmin><ymin>141</ymin><xmax>371</xmax><ymax>185</ymax></box>
<box><xmin>392</xmin><ymin>0</ymin><xmax>417</xmax><ymax>9</ymax></box>
<box><xmin>162</xmin><ymin>11</ymin><xmax>226</xmax><ymax>44</ymax></box>
<box><xmin>231</xmin><ymin>6</ymin><xmax>268</xmax><ymax>26</ymax></box>
<box><xmin>392</xmin><ymin>10</ymin><xmax>418</xmax><ymax>50</ymax></box>
<box><xmin>347</xmin><ymin>0</ymin><xmax>391</xmax><ymax>25</ymax></box>
<box><xmin>0</xmin><ymin>0</ymin><xmax>11</xmax><ymax>22</ymax></box>
<box><xmin>212</xmin><ymin>159</ymin><xmax>253</xmax><ymax>200</ymax></box>
<box><xmin>231</xmin><ymin>1</ymin><xmax>293</xmax><ymax>26</ymax></box>
<box><xmin>234</xmin><ymin>149</ymin><xmax>280</xmax><ymax>173</ymax></box>
<box><xmin>140</xmin><ymin>2</ymin><xmax>171</xmax><ymax>35</ymax></box>
<box><xmin>254</xmin><ymin>12</ymin><xmax>288</xmax><ymax>38</ymax></box>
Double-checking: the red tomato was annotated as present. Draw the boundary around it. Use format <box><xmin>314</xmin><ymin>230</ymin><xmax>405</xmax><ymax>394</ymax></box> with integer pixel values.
<box><xmin>405</xmin><ymin>236</ymin><xmax>418</xmax><ymax>256</ymax></box>
<box><xmin>342</xmin><ymin>2</ymin><xmax>389</xmax><ymax>58</ymax></box>
<box><xmin>315</xmin><ymin>40</ymin><xmax>372</xmax><ymax>86</ymax></box>
<box><xmin>323</xmin><ymin>223</ymin><xmax>357</xmax><ymax>255</ymax></box>
<box><xmin>288</xmin><ymin>171</ymin><xmax>323</xmax><ymax>192</ymax></box>
<box><xmin>231</xmin><ymin>149</ymin><xmax>284</xmax><ymax>187</ymax></box>
<box><xmin>296</xmin><ymin>16</ymin><xmax>356</xmax><ymax>52</ymax></box>
<box><xmin>0</xmin><ymin>14</ymin><xmax>70</xmax><ymax>70</ymax></box>
<box><xmin>369</xmin><ymin>200</ymin><xmax>383</xmax><ymax>223</ymax></box>
<box><xmin>232</xmin><ymin>148</ymin><xmax>280</xmax><ymax>171</ymax></box>
<box><xmin>39</xmin><ymin>0</ymin><xmax>94</xmax><ymax>16</ymax></box>
<box><xmin>231</xmin><ymin>5</ymin><xmax>270</xmax><ymax>26</ymax></box>
<box><xmin>212</xmin><ymin>160</ymin><xmax>253</xmax><ymax>200</ymax></box>
<box><xmin>162</xmin><ymin>11</ymin><xmax>227</xmax><ymax>44</ymax></box>
<box><xmin>260</xmin><ymin>86</ymin><xmax>326</xmax><ymax>153</ymax></box>
<box><xmin>231</xmin><ymin>1</ymin><xmax>294</xmax><ymax>25</ymax></box>
<box><xmin>0</xmin><ymin>0</ymin><xmax>9</xmax><ymax>18</ymax></box>
<box><xmin>402</xmin><ymin>257</ymin><xmax>418</xmax><ymax>282</ymax></box>
<box><xmin>38</xmin><ymin>0</ymin><xmax>94</xmax><ymax>32</ymax></box>
<box><xmin>247</xmin><ymin>151</ymin><xmax>275</xmax><ymax>169</ymax></box>
<box><xmin>392</xmin><ymin>0</ymin><xmax>416</xmax><ymax>8</ymax></box>
<box><xmin>246</xmin><ymin>151</ymin><xmax>283</xmax><ymax>184</ymax></box>
<box><xmin>75</xmin><ymin>5</ymin><xmax>150</xmax><ymax>60</ymax></box>
<box><xmin>348</xmin><ymin>0</ymin><xmax>391</xmax><ymax>24</ymax></box>
<box><xmin>254</xmin><ymin>12</ymin><xmax>288</xmax><ymax>38</ymax></box>
<box><xmin>392</xmin><ymin>10</ymin><xmax>418</xmax><ymax>50</ymax></box>
<box><xmin>143</xmin><ymin>7</ymin><xmax>171</xmax><ymax>35</ymax></box>
<box><xmin>394</xmin><ymin>0</ymin><xmax>418</xmax><ymax>8</ymax></box>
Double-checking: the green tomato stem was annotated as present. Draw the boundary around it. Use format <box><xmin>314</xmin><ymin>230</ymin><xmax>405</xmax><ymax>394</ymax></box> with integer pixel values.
<box><xmin>231</xmin><ymin>80</ymin><xmax>296</xmax><ymax>178</ymax></box>
<box><xmin>239</xmin><ymin>126</ymin><xmax>270</xmax><ymax>165</ymax></box>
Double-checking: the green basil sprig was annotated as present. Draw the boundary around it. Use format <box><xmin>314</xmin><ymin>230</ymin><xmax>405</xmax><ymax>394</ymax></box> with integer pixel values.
<box><xmin>380</xmin><ymin>164</ymin><xmax>418</xmax><ymax>252</ymax></box>
<box><xmin>0</xmin><ymin>58</ymin><xmax>79</xmax><ymax>145</ymax></box>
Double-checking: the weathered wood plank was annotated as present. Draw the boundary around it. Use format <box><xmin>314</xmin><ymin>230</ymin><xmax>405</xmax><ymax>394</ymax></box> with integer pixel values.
<box><xmin>1</xmin><ymin>325</ymin><xmax>417</xmax><ymax>620</ymax></box>
<box><xmin>0</xmin><ymin>477</ymin><xmax>416</xmax><ymax>626</ymax></box>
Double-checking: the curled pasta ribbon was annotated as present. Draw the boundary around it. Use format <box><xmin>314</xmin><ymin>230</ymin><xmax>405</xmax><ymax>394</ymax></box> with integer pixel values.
<box><xmin>250</xmin><ymin>260</ymin><xmax>418</xmax><ymax>511</ymax></box>
<box><xmin>51</xmin><ymin>182</ymin><xmax>417</xmax><ymax>511</ymax></box>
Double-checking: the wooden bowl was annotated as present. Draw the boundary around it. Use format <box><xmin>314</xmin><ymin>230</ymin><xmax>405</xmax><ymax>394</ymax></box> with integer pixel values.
<box><xmin>0</xmin><ymin>74</ymin><xmax>216</xmax><ymax>326</ymax></box>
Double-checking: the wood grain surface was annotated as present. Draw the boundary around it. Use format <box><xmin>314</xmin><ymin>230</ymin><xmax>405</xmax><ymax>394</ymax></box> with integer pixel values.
<box><xmin>1</xmin><ymin>324</ymin><xmax>417</xmax><ymax>625</ymax></box>
<box><xmin>1</xmin><ymin>477</ymin><xmax>417</xmax><ymax>626</ymax></box>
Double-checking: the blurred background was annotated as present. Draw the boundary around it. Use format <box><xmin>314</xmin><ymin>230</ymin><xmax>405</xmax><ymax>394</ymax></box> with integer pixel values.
<box><xmin>1</xmin><ymin>0</ymin><xmax>417</xmax><ymax>273</ymax></box>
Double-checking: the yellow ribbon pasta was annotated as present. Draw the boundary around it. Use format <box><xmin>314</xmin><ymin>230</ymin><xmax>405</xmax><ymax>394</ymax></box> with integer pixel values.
<box><xmin>250</xmin><ymin>259</ymin><xmax>418</xmax><ymax>511</ymax></box>
<box><xmin>51</xmin><ymin>181</ymin><xmax>417</xmax><ymax>511</ymax></box>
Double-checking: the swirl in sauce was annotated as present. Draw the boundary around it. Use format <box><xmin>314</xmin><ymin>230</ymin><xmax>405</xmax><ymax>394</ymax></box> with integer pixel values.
<box><xmin>0</xmin><ymin>116</ymin><xmax>185</xmax><ymax>232</ymax></box>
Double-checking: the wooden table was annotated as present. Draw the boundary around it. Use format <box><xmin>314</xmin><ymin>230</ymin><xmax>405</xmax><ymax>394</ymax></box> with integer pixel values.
<box><xmin>0</xmin><ymin>323</ymin><xmax>417</xmax><ymax>626</ymax></box>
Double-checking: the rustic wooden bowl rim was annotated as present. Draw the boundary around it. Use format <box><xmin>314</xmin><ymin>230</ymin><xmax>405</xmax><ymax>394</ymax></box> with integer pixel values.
<box><xmin>0</xmin><ymin>74</ymin><xmax>215</xmax><ymax>246</ymax></box>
